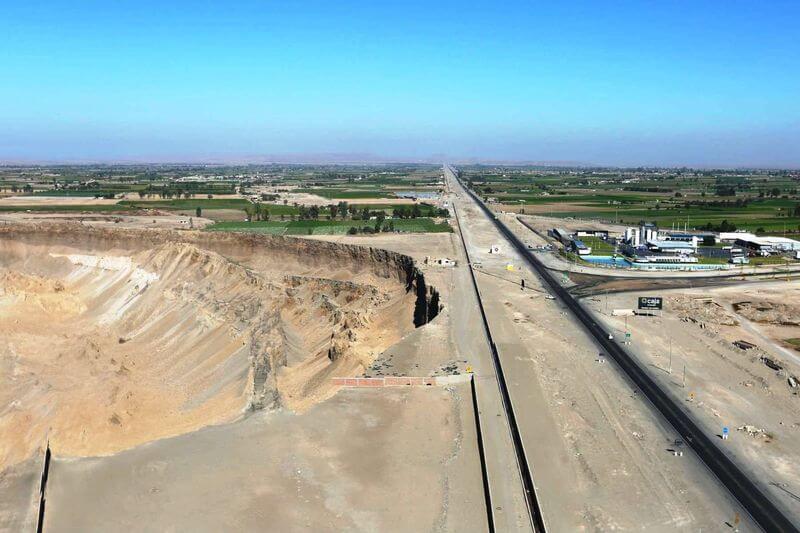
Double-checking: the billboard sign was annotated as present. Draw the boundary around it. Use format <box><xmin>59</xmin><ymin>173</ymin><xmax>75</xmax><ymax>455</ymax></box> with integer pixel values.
<box><xmin>638</xmin><ymin>296</ymin><xmax>663</xmax><ymax>310</ymax></box>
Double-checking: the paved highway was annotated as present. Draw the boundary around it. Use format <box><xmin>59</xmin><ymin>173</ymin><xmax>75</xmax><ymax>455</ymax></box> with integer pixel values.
<box><xmin>448</xmin><ymin>164</ymin><xmax>799</xmax><ymax>533</ymax></box>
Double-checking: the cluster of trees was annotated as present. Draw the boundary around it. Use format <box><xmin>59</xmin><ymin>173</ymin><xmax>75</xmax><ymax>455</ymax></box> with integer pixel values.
<box><xmin>715</xmin><ymin>185</ymin><xmax>738</xmax><ymax>197</ymax></box>
<box><xmin>138</xmin><ymin>190</ymin><xmax>206</xmax><ymax>199</ymax></box>
<box><xmin>298</xmin><ymin>204</ymin><xmax>384</xmax><ymax>220</ymax></box>
<box><xmin>700</xmin><ymin>219</ymin><xmax>738</xmax><ymax>232</ymax></box>
<box><xmin>240</xmin><ymin>199</ymin><xmax>449</xmax><ymax>223</ymax></box>
<box><xmin>392</xmin><ymin>205</ymin><xmax>424</xmax><ymax>219</ymax></box>
<box><xmin>297</xmin><ymin>205</ymin><xmax>322</xmax><ymax>219</ymax></box>
<box><xmin>346</xmin><ymin>220</ymin><xmax>396</xmax><ymax>235</ymax></box>
<box><xmin>136</xmin><ymin>182</ymin><xmax>232</xmax><ymax>199</ymax></box>
<box><xmin>683</xmin><ymin>198</ymin><xmax>751</xmax><ymax>208</ymax></box>
<box><xmin>757</xmin><ymin>187</ymin><xmax>797</xmax><ymax>198</ymax></box>
<box><xmin>244</xmin><ymin>203</ymin><xmax>271</xmax><ymax>221</ymax></box>
<box><xmin>2</xmin><ymin>184</ymin><xmax>33</xmax><ymax>193</ymax></box>
<box><xmin>329</xmin><ymin>202</ymin><xmax>359</xmax><ymax>219</ymax></box>
<box><xmin>623</xmin><ymin>186</ymin><xmax>674</xmax><ymax>193</ymax></box>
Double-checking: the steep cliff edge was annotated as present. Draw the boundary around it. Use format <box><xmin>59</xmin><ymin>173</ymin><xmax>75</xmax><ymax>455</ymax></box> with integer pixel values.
<box><xmin>0</xmin><ymin>223</ymin><xmax>439</xmax><ymax>469</ymax></box>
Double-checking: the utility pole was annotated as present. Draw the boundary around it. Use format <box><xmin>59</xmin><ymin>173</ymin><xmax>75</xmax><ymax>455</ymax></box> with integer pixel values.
<box><xmin>682</xmin><ymin>364</ymin><xmax>687</xmax><ymax>388</ymax></box>
<box><xmin>668</xmin><ymin>338</ymin><xmax>672</xmax><ymax>374</ymax></box>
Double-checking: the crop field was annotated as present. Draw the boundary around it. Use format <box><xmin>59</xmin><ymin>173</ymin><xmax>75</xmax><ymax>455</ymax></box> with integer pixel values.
<box><xmin>119</xmin><ymin>198</ymin><xmax>252</xmax><ymax>210</ymax></box>
<box><xmin>294</xmin><ymin>188</ymin><xmax>397</xmax><ymax>199</ymax></box>
<box><xmin>465</xmin><ymin>166</ymin><xmax>800</xmax><ymax>236</ymax></box>
<box><xmin>206</xmin><ymin>218</ymin><xmax>452</xmax><ymax>235</ymax></box>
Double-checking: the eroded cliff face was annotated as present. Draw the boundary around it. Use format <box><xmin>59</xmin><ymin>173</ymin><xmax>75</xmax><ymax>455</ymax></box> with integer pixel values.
<box><xmin>0</xmin><ymin>224</ymin><xmax>439</xmax><ymax>469</ymax></box>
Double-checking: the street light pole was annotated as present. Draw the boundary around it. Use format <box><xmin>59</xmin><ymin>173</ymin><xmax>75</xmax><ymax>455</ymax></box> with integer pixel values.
<box><xmin>669</xmin><ymin>338</ymin><xmax>672</xmax><ymax>374</ymax></box>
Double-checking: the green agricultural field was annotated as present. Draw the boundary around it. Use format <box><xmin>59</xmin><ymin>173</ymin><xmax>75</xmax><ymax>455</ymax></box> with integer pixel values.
<box><xmin>541</xmin><ymin>207</ymin><xmax>800</xmax><ymax>233</ymax></box>
<box><xmin>294</xmin><ymin>188</ymin><xmax>395</xmax><ymax>199</ymax></box>
<box><xmin>119</xmin><ymin>198</ymin><xmax>252</xmax><ymax>210</ymax></box>
<box><xmin>206</xmin><ymin>218</ymin><xmax>451</xmax><ymax>235</ymax></box>
<box><xmin>347</xmin><ymin>203</ymin><xmax>447</xmax><ymax>217</ymax></box>
<box><xmin>467</xmin><ymin>166</ymin><xmax>800</xmax><ymax>236</ymax></box>
<box><xmin>492</xmin><ymin>193</ymin><xmax>654</xmax><ymax>205</ymax></box>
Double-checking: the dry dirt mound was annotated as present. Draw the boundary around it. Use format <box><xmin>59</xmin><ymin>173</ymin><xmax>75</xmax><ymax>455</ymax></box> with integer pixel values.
<box><xmin>0</xmin><ymin>224</ymin><xmax>438</xmax><ymax>470</ymax></box>
<box><xmin>732</xmin><ymin>300</ymin><xmax>800</xmax><ymax>326</ymax></box>
<box><xmin>668</xmin><ymin>295</ymin><xmax>739</xmax><ymax>326</ymax></box>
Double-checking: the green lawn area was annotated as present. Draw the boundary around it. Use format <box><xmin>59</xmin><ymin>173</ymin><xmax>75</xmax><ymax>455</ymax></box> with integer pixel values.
<box><xmin>205</xmin><ymin>218</ymin><xmax>452</xmax><ymax>235</ymax></box>
<box><xmin>576</xmin><ymin>236</ymin><xmax>615</xmax><ymax>253</ymax></box>
<box><xmin>749</xmin><ymin>256</ymin><xmax>796</xmax><ymax>266</ymax></box>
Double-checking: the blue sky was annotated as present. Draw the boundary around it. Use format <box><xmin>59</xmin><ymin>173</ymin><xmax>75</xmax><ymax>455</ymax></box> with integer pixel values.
<box><xmin>1</xmin><ymin>0</ymin><xmax>798</xmax><ymax>166</ymax></box>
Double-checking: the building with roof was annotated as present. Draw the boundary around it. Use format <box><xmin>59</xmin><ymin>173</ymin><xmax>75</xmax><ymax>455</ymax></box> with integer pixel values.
<box><xmin>664</xmin><ymin>232</ymin><xmax>714</xmax><ymax>245</ymax></box>
<box><xmin>724</xmin><ymin>233</ymin><xmax>800</xmax><ymax>253</ymax></box>
<box><xmin>634</xmin><ymin>254</ymin><xmax>699</xmax><ymax>264</ymax></box>
<box><xmin>551</xmin><ymin>228</ymin><xmax>572</xmax><ymax>245</ymax></box>
<box><xmin>624</xmin><ymin>223</ymin><xmax>660</xmax><ymax>247</ymax></box>
<box><xmin>571</xmin><ymin>239</ymin><xmax>592</xmax><ymax>255</ymax></box>
<box><xmin>645</xmin><ymin>239</ymin><xmax>697</xmax><ymax>254</ymax></box>
<box><xmin>575</xmin><ymin>229</ymin><xmax>609</xmax><ymax>238</ymax></box>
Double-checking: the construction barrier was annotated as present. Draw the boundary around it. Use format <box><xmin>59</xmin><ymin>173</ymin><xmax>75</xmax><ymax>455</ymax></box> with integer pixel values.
<box><xmin>331</xmin><ymin>375</ymin><xmax>471</xmax><ymax>388</ymax></box>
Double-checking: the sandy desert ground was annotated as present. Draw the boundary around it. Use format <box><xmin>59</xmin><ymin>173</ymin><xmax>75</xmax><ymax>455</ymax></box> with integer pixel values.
<box><xmin>587</xmin><ymin>282</ymin><xmax>800</xmax><ymax>520</ymax></box>
<box><xmin>0</xmin><ymin>196</ymin><xmax>121</xmax><ymax>205</ymax></box>
<box><xmin>0</xmin><ymin>219</ymin><xmax>490</xmax><ymax>532</ymax></box>
<box><xmin>0</xmin><ymin>224</ymin><xmax>430</xmax><ymax>471</ymax></box>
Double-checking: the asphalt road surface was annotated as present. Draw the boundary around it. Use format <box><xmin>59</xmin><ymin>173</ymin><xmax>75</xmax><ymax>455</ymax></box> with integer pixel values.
<box><xmin>449</xmin><ymin>165</ymin><xmax>798</xmax><ymax>533</ymax></box>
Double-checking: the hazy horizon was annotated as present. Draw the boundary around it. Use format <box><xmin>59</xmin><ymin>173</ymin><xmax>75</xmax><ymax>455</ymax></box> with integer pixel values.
<box><xmin>2</xmin><ymin>1</ymin><xmax>798</xmax><ymax>167</ymax></box>
<box><xmin>2</xmin><ymin>153</ymin><xmax>799</xmax><ymax>171</ymax></box>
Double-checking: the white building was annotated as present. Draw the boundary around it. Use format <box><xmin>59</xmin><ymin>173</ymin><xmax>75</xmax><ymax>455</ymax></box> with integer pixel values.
<box><xmin>719</xmin><ymin>231</ymin><xmax>751</xmax><ymax>242</ymax></box>
<box><xmin>625</xmin><ymin>223</ymin><xmax>660</xmax><ymax>247</ymax></box>
<box><xmin>646</xmin><ymin>239</ymin><xmax>697</xmax><ymax>254</ymax></box>
<box><xmin>762</xmin><ymin>236</ymin><xmax>800</xmax><ymax>251</ymax></box>
<box><xmin>625</xmin><ymin>227</ymin><xmax>640</xmax><ymax>246</ymax></box>
<box><xmin>723</xmin><ymin>232</ymin><xmax>800</xmax><ymax>252</ymax></box>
